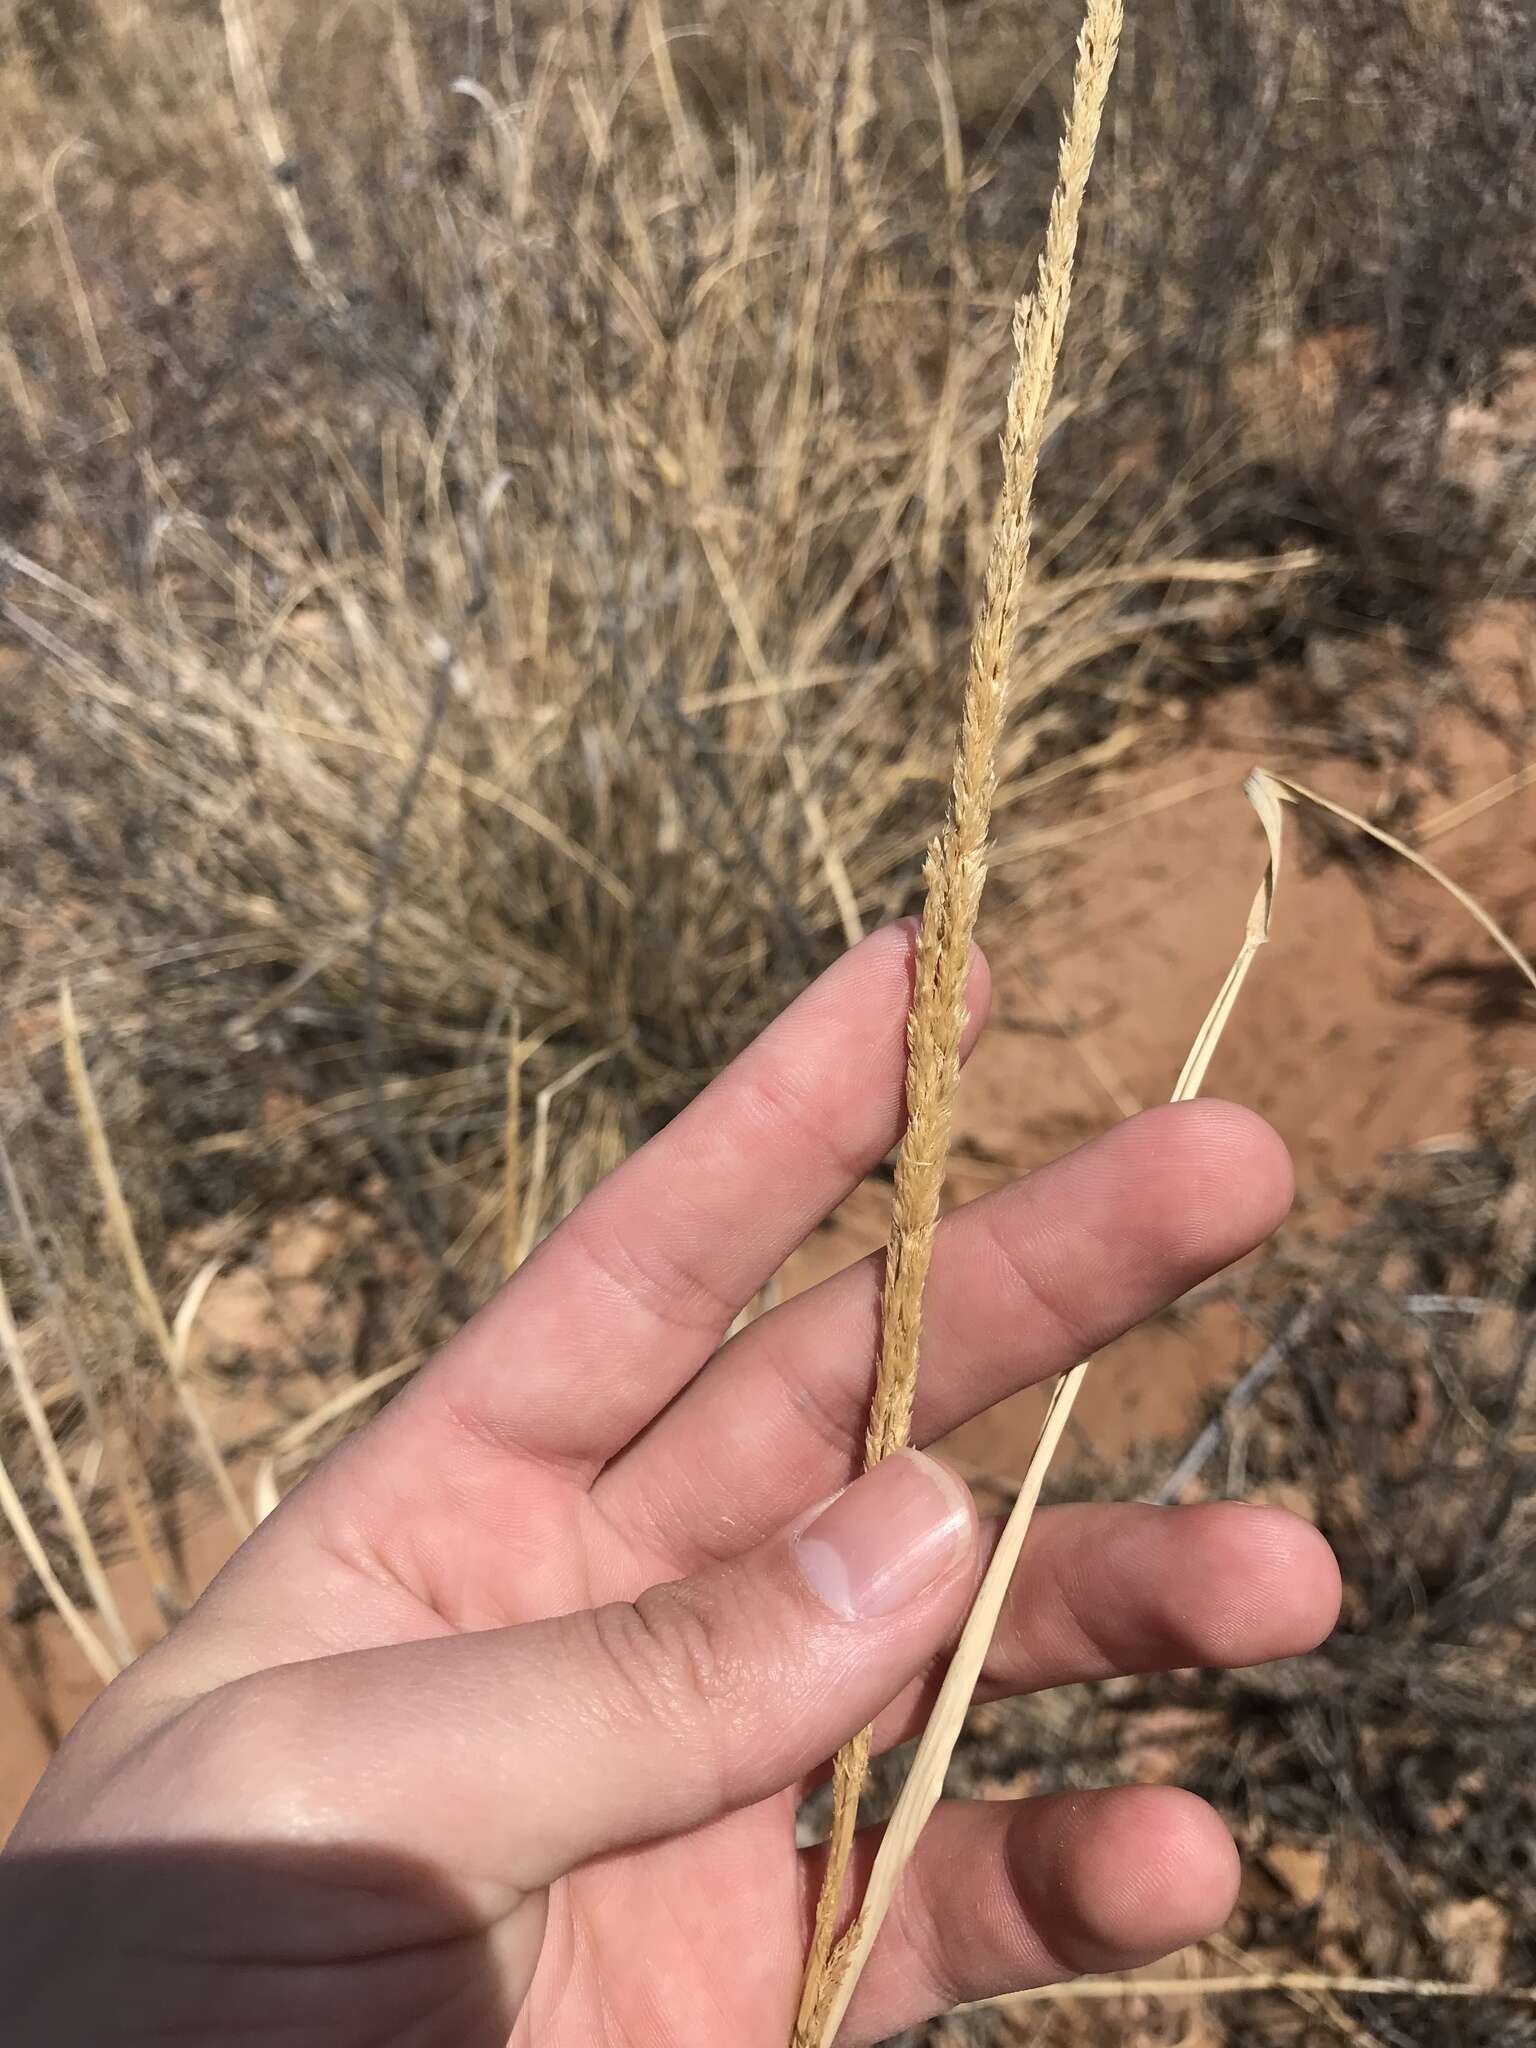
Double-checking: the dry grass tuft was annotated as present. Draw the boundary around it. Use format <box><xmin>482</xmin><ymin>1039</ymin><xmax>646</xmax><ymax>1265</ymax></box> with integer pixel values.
<box><xmin>2</xmin><ymin>0</ymin><xmax>1275</xmax><ymax>1331</ymax></box>
<box><xmin>0</xmin><ymin>0</ymin><xmax>1320</xmax><ymax>1586</ymax></box>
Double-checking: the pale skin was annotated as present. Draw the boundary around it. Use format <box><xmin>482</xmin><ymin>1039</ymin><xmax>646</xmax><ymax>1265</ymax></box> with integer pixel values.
<box><xmin>3</xmin><ymin>924</ymin><xmax>1340</xmax><ymax>2045</ymax></box>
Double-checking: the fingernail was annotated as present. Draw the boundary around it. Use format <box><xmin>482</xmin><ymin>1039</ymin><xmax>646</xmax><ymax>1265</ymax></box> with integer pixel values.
<box><xmin>795</xmin><ymin>1451</ymin><xmax>974</xmax><ymax>1620</ymax></box>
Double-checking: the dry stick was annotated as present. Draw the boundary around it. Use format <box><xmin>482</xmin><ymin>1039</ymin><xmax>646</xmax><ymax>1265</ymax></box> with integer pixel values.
<box><xmin>58</xmin><ymin>986</ymin><xmax>253</xmax><ymax>1540</ymax></box>
<box><xmin>979</xmin><ymin>1973</ymin><xmax>1536</xmax><ymax>2010</ymax></box>
<box><xmin>807</xmin><ymin>770</ymin><xmax>1286</xmax><ymax>2048</ymax></box>
<box><xmin>793</xmin><ymin>3</ymin><xmax>1124</xmax><ymax>2038</ymax></box>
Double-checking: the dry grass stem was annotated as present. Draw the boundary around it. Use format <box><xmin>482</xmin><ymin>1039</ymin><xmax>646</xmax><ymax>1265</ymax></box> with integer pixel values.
<box><xmin>979</xmin><ymin>1972</ymin><xmax>1536</xmax><ymax>2009</ymax></box>
<box><xmin>1025</xmin><ymin>962</ymin><xmax>1143</xmax><ymax>1120</ymax></box>
<box><xmin>1421</xmin><ymin>764</ymin><xmax>1536</xmax><ymax>845</ymax></box>
<box><xmin>218</xmin><ymin>0</ymin><xmax>345</xmax><ymax>313</ymax></box>
<box><xmin>1258</xmin><ymin>771</ymin><xmax>1536</xmax><ymax>999</ymax></box>
<box><xmin>0</xmin><ymin>1137</ymin><xmax>174</xmax><ymax>1619</ymax></box>
<box><xmin>40</xmin><ymin>139</ymin><xmax>127</xmax><ymax>436</ymax></box>
<box><xmin>0</xmin><ymin>1442</ymin><xmax>119</xmax><ymax>1688</ymax></box>
<box><xmin>808</xmin><ymin>771</ymin><xmax>1285</xmax><ymax>2048</ymax></box>
<box><xmin>519</xmin><ymin>1041</ymin><xmax>629</xmax><ymax>1269</ymax></box>
<box><xmin>994</xmin><ymin>764</ymin><xmax>1236</xmax><ymax>860</ymax></box>
<box><xmin>794</xmin><ymin>1</ymin><xmax>1125</xmax><ymax>2037</ymax></box>
<box><xmin>0</xmin><ymin>1260</ymin><xmax>134</xmax><ymax>1668</ymax></box>
<box><xmin>58</xmin><ymin>985</ymin><xmax>253</xmax><ymax>1538</ymax></box>
<box><xmin>171</xmin><ymin>1260</ymin><xmax>228</xmax><ymax>1374</ymax></box>
<box><xmin>504</xmin><ymin>1013</ymin><xmax>526</xmax><ymax>1282</ymax></box>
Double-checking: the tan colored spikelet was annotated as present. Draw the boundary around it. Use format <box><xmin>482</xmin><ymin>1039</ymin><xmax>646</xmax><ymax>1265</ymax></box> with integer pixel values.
<box><xmin>793</xmin><ymin>1</ymin><xmax>1124</xmax><ymax>2038</ymax></box>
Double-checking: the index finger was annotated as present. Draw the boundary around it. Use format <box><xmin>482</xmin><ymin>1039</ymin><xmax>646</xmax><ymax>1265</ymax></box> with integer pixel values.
<box><xmin>349</xmin><ymin>923</ymin><xmax>990</xmax><ymax>1483</ymax></box>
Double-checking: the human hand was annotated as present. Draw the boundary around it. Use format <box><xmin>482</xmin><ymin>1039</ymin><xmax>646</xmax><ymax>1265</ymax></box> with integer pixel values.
<box><xmin>4</xmin><ymin>925</ymin><xmax>1339</xmax><ymax>2045</ymax></box>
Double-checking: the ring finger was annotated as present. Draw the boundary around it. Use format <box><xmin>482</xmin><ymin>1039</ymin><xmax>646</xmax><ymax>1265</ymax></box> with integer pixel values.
<box><xmin>829</xmin><ymin>1784</ymin><xmax>1241</xmax><ymax>2044</ymax></box>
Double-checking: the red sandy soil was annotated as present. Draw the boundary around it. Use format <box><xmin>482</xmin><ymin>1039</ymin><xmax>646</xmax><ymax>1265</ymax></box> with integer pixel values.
<box><xmin>6</xmin><ymin>606</ymin><xmax>1536</xmax><ymax>1838</ymax></box>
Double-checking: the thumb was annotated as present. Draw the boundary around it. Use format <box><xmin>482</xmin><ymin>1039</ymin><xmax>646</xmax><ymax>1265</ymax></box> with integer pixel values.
<box><xmin>189</xmin><ymin>1451</ymin><xmax>978</xmax><ymax>1891</ymax></box>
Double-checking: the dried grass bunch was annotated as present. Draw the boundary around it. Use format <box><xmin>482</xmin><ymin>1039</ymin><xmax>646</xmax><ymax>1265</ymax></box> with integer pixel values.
<box><xmin>0</xmin><ymin>0</ymin><xmax>1293</xmax><ymax>1333</ymax></box>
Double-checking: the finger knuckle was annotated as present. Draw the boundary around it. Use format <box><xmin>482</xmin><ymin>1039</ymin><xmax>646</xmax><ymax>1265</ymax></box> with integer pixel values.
<box><xmin>584</xmin><ymin>1587</ymin><xmax>742</xmax><ymax>1809</ymax></box>
<box><xmin>591</xmin><ymin>1585</ymin><xmax>739</xmax><ymax>1725</ymax></box>
<box><xmin>981</xmin><ymin>1206</ymin><xmax>1100</xmax><ymax>1361</ymax></box>
<box><xmin>888</xmin><ymin>1862</ymin><xmax>973</xmax><ymax>2013</ymax></box>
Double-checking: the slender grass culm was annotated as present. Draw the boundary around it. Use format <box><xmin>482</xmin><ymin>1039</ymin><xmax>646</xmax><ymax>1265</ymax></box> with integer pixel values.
<box><xmin>792</xmin><ymin>1</ymin><xmax>1125</xmax><ymax>2039</ymax></box>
